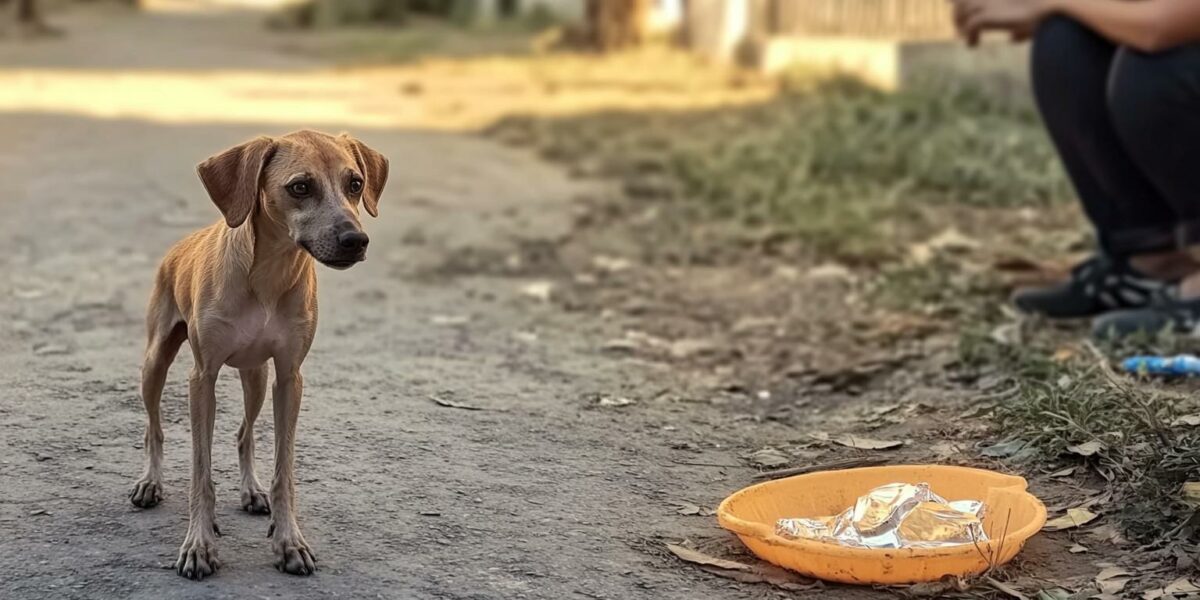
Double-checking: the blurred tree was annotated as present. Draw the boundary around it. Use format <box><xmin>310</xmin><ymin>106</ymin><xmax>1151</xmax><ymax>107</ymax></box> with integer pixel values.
<box><xmin>1</xmin><ymin>0</ymin><xmax>56</xmax><ymax>35</ymax></box>
<box><xmin>16</xmin><ymin>0</ymin><xmax>36</xmax><ymax>24</ymax></box>
<box><xmin>271</xmin><ymin>0</ymin><xmax>475</xmax><ymax>29</ymax></box>
<box><xmin>585</xmin><ymin>0</ymin><xmax>650</xmax><ymax>51</ymax></box>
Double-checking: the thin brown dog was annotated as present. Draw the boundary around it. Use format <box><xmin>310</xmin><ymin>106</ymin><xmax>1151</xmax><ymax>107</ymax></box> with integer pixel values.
<box><xmin>129</xmin><ymin>130</ymin><xmax>388</xmax><ymax>580</ymax></box>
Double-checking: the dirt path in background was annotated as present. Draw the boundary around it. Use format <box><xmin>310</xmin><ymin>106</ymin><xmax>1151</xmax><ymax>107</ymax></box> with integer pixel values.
<box><xmin>0</xmin><ymin>6</ymin><xmax>1082</xmax><ymax>600</ymax></box>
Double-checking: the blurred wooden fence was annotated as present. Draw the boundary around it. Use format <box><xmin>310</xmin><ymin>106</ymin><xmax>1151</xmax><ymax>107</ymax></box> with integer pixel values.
<box><xmin>768</xmin><ymin>0</ymin><xmax>955</xmax><ymax>39</ymax></box>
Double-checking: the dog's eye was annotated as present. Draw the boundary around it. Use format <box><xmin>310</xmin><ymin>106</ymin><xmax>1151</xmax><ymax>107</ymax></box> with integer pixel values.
<box><xmin>288</xmin><ymin>182</ymin><xmax>311</xmax><ymax>197</ymax></box>
<box><xmin>348</xmin><ymin>179</ymin><xmax>364</xmax><ymax>195</ymax></box>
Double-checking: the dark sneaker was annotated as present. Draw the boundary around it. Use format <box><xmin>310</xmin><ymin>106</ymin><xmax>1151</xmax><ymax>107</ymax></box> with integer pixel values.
<box><xmin>1011</xmin><ymin>255</ymin><xmax>1176</xmax><ymax>319</ymax></box>
<box><xmin>1092</xmin><ymin>297</ymin><xmax>1200</xmax><ymax>339</ymax></box>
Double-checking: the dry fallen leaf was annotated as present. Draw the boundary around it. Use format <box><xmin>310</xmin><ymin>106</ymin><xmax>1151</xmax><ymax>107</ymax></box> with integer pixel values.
<box><xmin>512</xmin><ymin>331</ymin><xmax>538</xmax><ymax>344</ymax></box>
<box><xmin>1069</xmin><ymin>544</ymin><xmax>1089</xmax><ymax>554</ymax></box>
<box><xmin>697</xmin><ymin>565</ymin><xmax>816</xmax><ymax>591</ymax></box>
<box><xmin>908</xmin><ymin>229</ymin><xmax>979</xmax><ymax>265</ymax></box>
<box><xmin>1087</xmin><ymin>523</ymin><xmax>1126</xmax><ymax>545</ymax></box>
<box><xmin>1066</xmin><ymin>441</ymin><xmax>1104</xmax><ymax>458</ymax></box>
<box><xmin>746</xmin><ymin>447</ymin><xmax>791</xmax><ymax>469</ymax></box>
<box><xmin>905</xmin><ymin>581</ymin><xmax>957</xmax><ymax>597</ymax></box>
<box><xmin>600</xmin><ymin>338</ymin><xmax>640</xmax><ymax>353</ymax></box>
<box><xmin>1036</xmin><ymin>588</ymin><xmax>1073</xmax><ymax>600</ymax></box>
<box><xmin>13</xmin><ymin>287</ymin><xmax>47</xmax><ymax>300</ymax></box>
<box><xmin>33</xmin><ymin>343</ymin><xmax>70</xmax><ymax>357</ymax></box>
<box><xmin>805</xmin><ymin>263</ymin><xmax>854</xmax><ymax>282</ymax></box>
<box><xmin>665</xmin><ymin>544</ymin><xmax>817</xmax><ymax>592</ymax></box>
<box><xmin>1043</xmin><ymin>508</ymin><xmax>1099</xmax><ymax>531</ymax></box>
<box><xmin>990</xmin><ymin>322</ymin><xmax>1021</xmax><ymax>346</ymax></box>
<box><xmin>592</xmin><ymin>255</ymin><xmax>632</xmax><ymax>273</ymax></box>
<box><xmin>1048</xmin><ymin>467</ymin><xmax>1077</xmax><ymax>478</ymax></box>
<box><xmin>665</xmin><ymin>544</ymin><xmax>751</xmax><ymax>572</ymax></box>
<box><xmin>1165</xmin><ymin>578</ymin><xmax>1200</xmax><ymax>594</ymax></box>
<box><xmin>519</xmin><ymin>281</ymin><xmax>554</xmax><ymax>302</ymax></box>
<box><xmin>1095</xmin><ymin>567</ymin><xmax>1134</xmax><ymax>596</ymax></box>
<box><xmin>984</xmin><ymin>576</ymin><xmax>1030</xmax><ymax>600</ymax></box>
<box><xmin>927</xmin><ymin>227</ymin><xmax>980</xmax><ymax>253</ymax></box>
<box><xmin>597</xmin><ymin>396</ymin><xmax>635</xmax><ymax>408</ymax></box>
<box><xmin>429</xmin><ymin>396</ymin><xmax>504</xmax><ymax>412</ymax></box>
<box><xmin>1143</xmin><ymin>577</ymin><xmax>1200</xmax><ymax>599</ymax></box>
<box><xmin>831</xmin><ymin>435</ymin><xmax>904</xmax><ymax>451</ymax></box>
<box><xmin>668</xmin><ymin>338</ymin><xmax>719</xmax><ymax>360</ymax></box>
<box><xmin>673</xmin><ymin>502</ymin><xmax>714</xmax><ymax>517</ymax></box>
<box><xmin>929</xmin><ymin>441</ymin><xmax>961</xmax><ymax>459</ymax></box>
<box><xmin>1181</xmin><ymin>482</ymin><xmax>1200</xmax><ymax>508</ymax></box>
<box><xmin>430</xmin><ymin>314</ymin><xmax>471</xmax><ymax>326</ymax></box>
<box><xmin>731</xmin><ymin>316</ymin><xmax>778</xmax><ymax>334</ymax></box>
<box><xmin>1174</xmin><ymin>415</ymin><xmax>1200</xmax><ymax>427</ymax></box>
<box><xmin>982</xmin><ymin>439</ymin><xmax>1033</xmax><ymax>459</ymax></box>
<box><xmin>869</xmin><ymin>403</ymin><xmax>903</xmax><ymax>417</ymax></box>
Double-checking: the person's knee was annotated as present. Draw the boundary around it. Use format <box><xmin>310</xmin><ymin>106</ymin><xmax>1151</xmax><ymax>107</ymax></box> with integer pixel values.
<box><xmin>1107</xmin><ymin>52</ymin><xmax>1174</xmax><ymax>144</ymax></box>
<box><xmin>1031</xmin><ymin>15</ymin><xmax>1095</xmax><ymax>74</ymax></box>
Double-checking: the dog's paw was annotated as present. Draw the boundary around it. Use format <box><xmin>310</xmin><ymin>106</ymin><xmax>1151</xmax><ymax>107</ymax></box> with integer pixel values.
<box><xmin>271</xmin><ymin>525</ymin><xmax>317</xmax><ymax>576</ymax></box>
<box><xmin>175</xmin><ymin>531</ymin><xmax>221</xmax><ymax>580</ymax></box>
<box><xmin>240</xmin><ymin>484</ymin><xmax>270</xmax><ymax>515</ymax></box>
<box><xmin>129</xmin><ymin>476</ymin><xmax>163</xmax><ymax>508</ymax></box>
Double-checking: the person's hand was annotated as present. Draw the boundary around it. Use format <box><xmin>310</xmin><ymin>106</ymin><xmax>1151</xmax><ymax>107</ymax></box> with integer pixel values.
<box><xmin>950</xmin><ymin>0</ymin><xmax>1053</xmax><ymax>46</ymax></box>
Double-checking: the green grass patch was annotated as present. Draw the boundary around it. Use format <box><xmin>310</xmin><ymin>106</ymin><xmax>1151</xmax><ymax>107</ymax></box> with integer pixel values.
<box><xmin>271</xmin><ymin>16</ymin><xmax>542</xmax><ymax>65</ymax></box>
<box><xmin>865</xmin><ymin>255</ymin><xmax>1009</xmax><ymax>320</ymax></box>
<box><xmin>959</xmin><ymin>327</ymin><xmax>1200</xmax><ymax>542</ymax></box>
<box><xmin>490</xmin><ymin>77</ymin><xmax>1072</xmax><ymax>262</ymax></box>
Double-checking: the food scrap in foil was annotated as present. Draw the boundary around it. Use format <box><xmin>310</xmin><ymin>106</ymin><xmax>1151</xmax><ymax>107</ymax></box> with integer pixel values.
<box><xmin>775</xmin><ymin>483</ymin><xmax>988</xmax><ymax>549</ymax></box>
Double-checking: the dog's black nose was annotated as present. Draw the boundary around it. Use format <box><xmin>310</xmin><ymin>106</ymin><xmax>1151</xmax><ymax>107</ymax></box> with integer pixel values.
<box><xmin>338</xmin><ymin>230</ymin><xmax>370</xmax><ymax>251</ymax></box>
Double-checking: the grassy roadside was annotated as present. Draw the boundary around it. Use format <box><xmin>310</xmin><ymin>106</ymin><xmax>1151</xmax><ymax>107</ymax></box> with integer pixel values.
<box><xmin>961</xmin><ymin>327</ymin><xmax>1200</xmax><ymax>544</ymax></box>
<box><xmin>488</xmin><ymin>75</ymin><xmax>1200</xmax><ymax>552</ymax></box>
<box><xmin>489</xmin><ymin>76</ymin><xmax>1072</xmax><ymax>263</ymax></box>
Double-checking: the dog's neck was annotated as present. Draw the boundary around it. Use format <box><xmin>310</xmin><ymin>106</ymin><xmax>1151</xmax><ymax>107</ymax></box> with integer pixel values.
<box><xmin>223</xmin><ymin>209</ymin><xmax>314</xmax><ymax>305</ymax></box>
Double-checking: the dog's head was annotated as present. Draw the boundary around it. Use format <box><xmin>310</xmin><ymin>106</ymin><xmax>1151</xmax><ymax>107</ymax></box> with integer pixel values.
<box><xmin>196</xmin><ymin>130</ymin><xmax>389</xmax><ymax>270</ymax></box>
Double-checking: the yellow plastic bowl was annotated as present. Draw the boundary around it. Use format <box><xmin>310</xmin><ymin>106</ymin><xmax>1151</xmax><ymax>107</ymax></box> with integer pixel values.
<box><xmin>717</xmin><ymin>465</ymin><xmax>1047</xmax><ymax>585</ymax></box>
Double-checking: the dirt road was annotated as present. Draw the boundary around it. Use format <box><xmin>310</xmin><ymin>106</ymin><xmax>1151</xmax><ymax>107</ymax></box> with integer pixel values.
<box><xmin>0</xmin><ymin>7</ymin><xmax>774</xmax><ymax>600</ymax></box>
<box><xmin>0</xmin><ymin>6</ymin><xmax>1073</xmax><ymax>600</ymax></box>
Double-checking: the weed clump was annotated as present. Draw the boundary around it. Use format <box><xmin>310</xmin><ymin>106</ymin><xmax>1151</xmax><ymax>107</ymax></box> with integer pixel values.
<box><xmin>960</xmin><ymin>329</ymin><xmax>1200</xmax><ymax>543</ymax></box>
<box><xmin>490</xmin><ymin>77</ymin><xmax>1071</xmax><ymax>262</ymax></box>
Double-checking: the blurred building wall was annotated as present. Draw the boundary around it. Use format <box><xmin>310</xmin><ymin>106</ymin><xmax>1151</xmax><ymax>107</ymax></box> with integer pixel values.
<box><xmin>773</xmin><ymin>0</ymin><xmax>954</xmax><ymax>39</ymax></box>
<box><xmin>685</xmin><ymin>0</ymin><xmax>1027</xmax><ymax>94</ymax></box>
<box><xmin>140</xmin><ymin>0</ymin><xmax>304</xmax><ymax>8</ymax></box>
<box><xmin>478</xmin><ymin>0</ymin><xmax>682</xmax><ymax>33</ymax></box>
<box><xmin>686</xmin><ymin>0</ymin><xmax>747</xmax><ymax>60</ymax></box>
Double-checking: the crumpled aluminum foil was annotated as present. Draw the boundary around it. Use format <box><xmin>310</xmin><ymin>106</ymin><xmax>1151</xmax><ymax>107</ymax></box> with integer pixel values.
<box><xmin>775</xmin><ymin>483</ymin><xmax>989</xmax><ymax>549</ymax></box>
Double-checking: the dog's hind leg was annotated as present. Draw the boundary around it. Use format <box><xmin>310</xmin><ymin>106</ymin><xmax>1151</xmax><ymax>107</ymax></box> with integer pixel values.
<box><xmin>130</xmin><ymin>292</ymin><xmax>185</xmax><ymax>509</ymax></box>
<box><xmin>237</xmin><ymin>365</ymin><xmax>271</xmax><ymax>514</ymax></box>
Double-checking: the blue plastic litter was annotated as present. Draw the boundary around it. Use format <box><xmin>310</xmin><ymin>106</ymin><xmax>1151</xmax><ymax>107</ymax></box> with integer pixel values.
<box><xmin>1121</xmin><ymin>355</ymin><xmax>1200</xmax><ymax>377</ymax></box>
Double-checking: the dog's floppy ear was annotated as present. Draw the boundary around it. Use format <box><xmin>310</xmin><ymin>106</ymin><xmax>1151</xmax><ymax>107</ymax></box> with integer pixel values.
<box><xmin>197</xmin><ymin>137</ymin><xmax>277</xmax><ymax>228</ymax></box>
<box><xmin>340</xmin><ymin>134</ymin><xmax>389</xmax><ymax>218</ymax></box>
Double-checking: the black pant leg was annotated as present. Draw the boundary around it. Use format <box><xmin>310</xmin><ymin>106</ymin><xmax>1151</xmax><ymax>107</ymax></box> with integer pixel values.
<box><xmin>1031</xmin><ymin>16</ymin><xmax>1178</xmax><ymax>256</ymax></box>
<box><xmin>1109</xmin><ymin>45</ymin><xmax>1200</xmax><ymax>247</ymax></box>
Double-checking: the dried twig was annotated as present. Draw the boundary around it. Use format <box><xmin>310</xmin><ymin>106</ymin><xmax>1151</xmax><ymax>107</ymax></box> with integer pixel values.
<box><xmin>983</xmin><ymin>575</ymin><xmax>1029</xmax><ymax>600</ymax></box>
<box><xmin>671</xmin><ymin>460</ymin><xmax>741</xmax><ymax>468</ymax></box>
<box><xmin>1083</xmin><ymin>342</ymin><xmax>1174</xmax><ymax>449</ymax></box>
<box><xmin>753</xmin><ymin>457</ymin><xmax>888</xmax><ymax>480</ymax></box>
<box><xmin>429</xmin><ymin>396</ymin><xmax>507</xmax><ymax>412</ymax></box>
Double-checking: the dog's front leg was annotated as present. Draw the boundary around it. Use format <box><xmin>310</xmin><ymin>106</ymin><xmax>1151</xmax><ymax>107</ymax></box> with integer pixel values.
<box><xmin>176</xmin><ymin>366</ymin><xmax>221</xmax><ymax>580</ymax></box>
<box><xmin>269</xmin><ymin>365</ymin><xmax>317</xmax><ymax>575</ymax></box>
